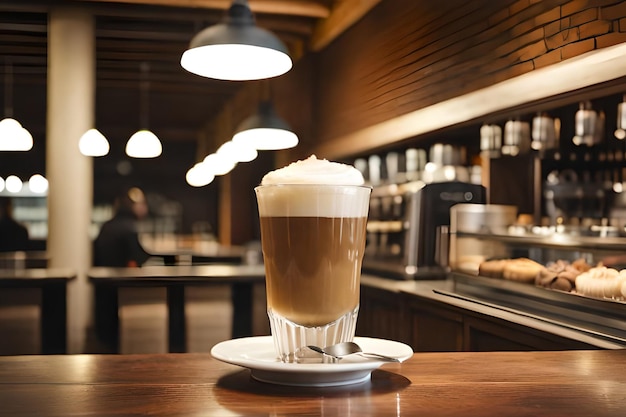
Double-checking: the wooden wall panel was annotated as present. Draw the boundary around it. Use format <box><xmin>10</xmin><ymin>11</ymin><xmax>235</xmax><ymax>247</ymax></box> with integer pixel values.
<box><xmin>299</xmin><ymin>0</ymin><xmax>626</xmax><ymax>157</ymax></box>
<box><xmin>210</xmin><ymin>0</ymin><xmax>626</xmax><ymax>243</ymax></box>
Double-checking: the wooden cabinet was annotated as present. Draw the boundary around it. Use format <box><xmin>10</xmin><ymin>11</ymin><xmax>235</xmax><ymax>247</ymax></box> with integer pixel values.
<box><xmin>405</xmin><ymin>297</ymin><xmax>463</xmax><ymax>352</ymax></box>
<box><xmin>462</xmin><ymin>315</ymin><xmax>595</xmax><ymax>352</ymax></box>
<box><xmin>358</xmin><ymin>285</ymin><xmax>408</xmax><ymax>344</ymax></box>
<box><xmin>359</xmin><ymin>283</ymin><xmax>602</xmax><ymax>352</ymax></box>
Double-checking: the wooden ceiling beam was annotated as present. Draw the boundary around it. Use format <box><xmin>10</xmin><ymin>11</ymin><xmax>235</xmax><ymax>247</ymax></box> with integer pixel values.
<box><xmin>78</xmin><ymin>0</ymin><xmax>331</xmax><ymax>18</ymax></box>
<box><xmin>310</xmin><ymin>0</ymin><xmax>381</xmax><ymax>51</ymax></box>
<box><xmin>97</xmin><ymin>28</ymin><xmax>192</xmax><ymax>42</ymax></box>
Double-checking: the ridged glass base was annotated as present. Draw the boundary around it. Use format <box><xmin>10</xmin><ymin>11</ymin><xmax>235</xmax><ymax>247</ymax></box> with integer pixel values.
<box><xmin>268</xmin><ymin>306</ymin><xmax>359</xmax><ymax>363</ymax></box>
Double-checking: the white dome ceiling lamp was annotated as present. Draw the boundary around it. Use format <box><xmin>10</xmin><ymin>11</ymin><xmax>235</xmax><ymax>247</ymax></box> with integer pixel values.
<box><xmin>28</xmin><ymin>174</ymin><xmax>48</xmax><ymax>194</ymax></box>
<box><xmin>217</xmin><ymin>140</ymin><xmax>258</xmax><ymax>163</ymax></box>
<box><xmin>4</xmin><ymin>175</ymin><xmax>23</xmax><ymax>193</ymax></box>
<box><xmin>180</xmin><ymin>0</ymin><xmax>292</xmax><ymax>81</ymax></box>
<box><xmin>203</xmin><ymin>152</ymin><xmax>237</xmax><ymax>176</ymax></box>
<box><xmin>126</xmin><ymin>62</ymin><xmax>162</xmax><ymax>158</ymax></box>
<box><xmin>0</xmin><ymin>59</ymin><xmax>33</xmax><ymax>151</ymax></box>
<box><xmin>186</xmin><ymin>161</ymin><xmax>215</xmax><ymax>187</ymax></box>
<box><xmin>79</xmin><ymin>128</ymin><xmax>110</xmax><ymax>157</ymax></box>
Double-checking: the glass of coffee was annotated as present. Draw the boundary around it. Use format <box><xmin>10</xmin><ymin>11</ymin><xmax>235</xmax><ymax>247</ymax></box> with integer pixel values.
<box><xmin>255</xmin><ymin>156</ymin><xmax>371</xmax><ymax>363</ymax></box>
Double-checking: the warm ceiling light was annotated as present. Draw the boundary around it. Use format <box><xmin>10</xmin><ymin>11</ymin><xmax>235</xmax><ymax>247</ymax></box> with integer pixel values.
<box><xmin>186</xmin><ymin>162</ymin><xmax>215</xmax><ymax>187</ymax></box>
<box><xmin>126</xmin><ymin>63</ymin><xmax>162</xmax><ymax>158</ymax></box>
<box><xmin>126</xmin><ymin>129</ymin><xmax>162</xmax><ymax>158</ymax></box>
<box><xmin>217</xmin><ymin>140</ymin><xmax>257</xmax><ymax>163</ymax></box>
<box><xmin>0</xmin><ymin>117</ymin><xmax>33</xmax><ymax>151</ymax></box>
<box><xmin>180</xmin><ymin>0</ymin><xmax>292</xmax><ymax>81</ymax></box>
<box><xmin>79</xmin><ymin>128</ymin><xmax>110</xmax><ymax>157</ymax></box>
<box><xmin>5</xmin><ymin>175</ymin><xmax>22</xmax><ymax>193</ymax></box>
<box><xmin>232</xmin><ymin>101</ymin><xmax>298</xmax><ymax>150</ymax></box>
<box><xmin>615</xmin><ymin>94</ymin><xmax>626</xmax><ymax>140</ymax></box>
<box><xmin>28</xmin><ymin>174</ymin><xmax>48</xmax><ymax>194</ymax></box>
<box><xmin>203</xmin><ymin>152</ymin><xmax>236</xmax><ymax>176</ymax></box>
<box><xmin>0</xmin><ymin>60</ymin><xmax>33</xmax><ymax>151</ymax></box>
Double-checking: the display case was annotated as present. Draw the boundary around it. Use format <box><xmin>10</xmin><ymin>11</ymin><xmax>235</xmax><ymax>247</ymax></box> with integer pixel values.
<box><xmin>446</xmin><ymin>211</ymin><xmax>626</xmax><ymax>345</ymax></box>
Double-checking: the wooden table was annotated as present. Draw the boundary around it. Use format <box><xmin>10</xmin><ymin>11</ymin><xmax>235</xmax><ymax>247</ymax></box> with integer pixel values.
<box><xmin>88</xmin><ymin>265</ymin><xmax>266</xmax><ymax>353</ymax></box>
<box><xmin>0</xmin><ymin>251</ymin><xmax>48</xmax><ymax>268</ymax></box>
<box><xmin>141</xmin><ymin>239</ymin><xmax>245</xmax><ymax>265</ymax></box>
<box><xmin>0</xmin><ymin>268</ymin><xmax>75</xmax><ymax>354</ymax></box>
<box><xmin>1</xmin><ymin>349</ymin><xmax>625</xmax><ymax>416</ymax></box>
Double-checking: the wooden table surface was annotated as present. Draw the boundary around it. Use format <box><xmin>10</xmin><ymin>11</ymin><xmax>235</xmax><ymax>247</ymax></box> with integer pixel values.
<box><xmin>87</xmin><ymin>264</ymin><xmax>265</xmax><ymax>284</ymax></box>
<box><xmin>1</xmin><ymin>349</ymin><xmax>625</xmax><ymax>416</ymax></box>
<box><xmin>0</xmin><ymin>267</ymin><xmax>75</xmax><ymax>285</ymax></box>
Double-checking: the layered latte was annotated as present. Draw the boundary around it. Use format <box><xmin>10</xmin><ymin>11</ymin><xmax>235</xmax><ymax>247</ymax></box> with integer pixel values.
<box><xmin>255</xmin><ymin>155</ymin><xmax>370</xmax><ymax>361</ymax></box>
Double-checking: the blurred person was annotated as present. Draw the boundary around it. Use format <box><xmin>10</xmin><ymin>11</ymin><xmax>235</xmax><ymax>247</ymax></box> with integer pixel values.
<box><xmin>0</xmin><ymin>196</ymin><xmax>29</xmax><ymax>252</ymax></box>
<box><xmin>93</xmin><ymin>187</ymin><xmax>151</xmax><ymax>267</ymax></box>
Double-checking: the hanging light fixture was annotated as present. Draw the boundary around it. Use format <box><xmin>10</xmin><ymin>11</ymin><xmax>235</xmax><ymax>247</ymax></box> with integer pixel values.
<box><xmin>28</xmin><ymin>174</ymin><xmax>48</xmax><ymax>194</ymax></box>
<box><xmin>79</xmin><ymin>128</ymin><xmax>110</xmax><ymax>157</ymax></box>
<box><xmin>203</xmin><ymin>152</ymin><xmax>237</xmax><ymax>176</ymax></box>
<box><xmin>126</xmin><ymin>129</ymin><xmax>162</xmax><ymax>158</ymax></box>
<box><xmin>126</xmin><ymin>62</ymin><xmax>162</xmax><ymax>158</ymax></box>
<box><xmin>186</xmin><ymin>162</ymin><xmax>215</xmax><ymax>187</ymax></box>
<box><xmin>4</xmin><ymin>175</ymin><xmax>23</xmax><ymax>193</ymax></box>
<box><xmin>615</xmin><ymin>94</ymin><xmax>626</xmax><ymax>140</ymax></box>
<box><xmin>217</xmin><ymin>139</ymin><xmax>257</xmax><ymax>163</ymax></box>
<box><xmin>180</xmin><ymin>0</ymin><xmax>292</xmax><ymax>81</ymax></box>
<box><xmin>0</xmin><ymin>59</ymin><xmax>33</xmax><ymax>151</ymax></box>
<box><xmin>232</xmin><ymin>100</ymin><xmax>298</xmax><ymax>150</ymax></box>
<box><xmin>231</xmin><ymin>81</ymin><xmax>297</xmax><ymax>150</ymax></box>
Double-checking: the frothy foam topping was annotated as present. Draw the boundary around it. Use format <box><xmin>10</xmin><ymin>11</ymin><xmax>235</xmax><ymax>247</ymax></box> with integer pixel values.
<box><xmin>261</xmin><ymin>155</ymin><xmax>364</xmax><ymax>186</ymax></box>
<box><xmin>257</xmin><ymin>156</ymin><xmax>369</xmax><ymax>218</ymax></box>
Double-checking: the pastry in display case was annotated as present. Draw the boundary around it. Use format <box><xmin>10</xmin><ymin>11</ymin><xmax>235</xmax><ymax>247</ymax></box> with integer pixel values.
<box><xmin>447</xmin><ymin>203</ymin><xmax>626</xmax><ymax>343</ymax></box>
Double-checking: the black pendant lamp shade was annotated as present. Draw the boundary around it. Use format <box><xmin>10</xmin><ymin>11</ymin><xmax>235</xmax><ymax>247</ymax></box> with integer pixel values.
<box><xmin>180</xmin><ymin>0</ymin><xmax>292</xmax><ymax>81</ymax></box>
<box><xmin>232</xmin><ymin>100</ymin><xmax>298</xmax><ymax>150</ymax></box>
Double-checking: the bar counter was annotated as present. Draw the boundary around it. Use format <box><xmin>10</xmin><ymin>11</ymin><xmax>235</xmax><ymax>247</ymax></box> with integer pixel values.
<box><xmin>1</xmin><ymin>349</ymin><xmax>625</xmax><ymax>416</ymax></box>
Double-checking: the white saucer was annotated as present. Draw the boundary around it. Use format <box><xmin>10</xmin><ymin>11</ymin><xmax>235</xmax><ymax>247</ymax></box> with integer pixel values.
<box><xmin>210</xmin><ymin>336</ymin><xmax>413</xmax><ymax>387</ymax></box>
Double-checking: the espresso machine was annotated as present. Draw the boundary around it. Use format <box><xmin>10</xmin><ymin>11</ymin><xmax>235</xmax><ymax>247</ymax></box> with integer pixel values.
<box><xmin>360</xmin><ymin>148</ymin><xmax>486</xmax><ymax>280</ymax></box>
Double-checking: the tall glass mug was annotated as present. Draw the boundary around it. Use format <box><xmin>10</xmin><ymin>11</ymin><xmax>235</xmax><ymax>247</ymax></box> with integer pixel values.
<box><xmin>255</xmin><ymin>159</ymin><xmax>370</xmax><ymax>363</ymax></box>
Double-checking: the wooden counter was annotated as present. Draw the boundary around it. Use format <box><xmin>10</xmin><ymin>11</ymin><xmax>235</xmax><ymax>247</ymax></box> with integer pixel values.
<box><xmin>1</xmin><ymin>349</ymin><xmax>625</xmax><ymax>416</ymax></box>
<box><xmin>360</xmin><ymin>275</ymin><xmax>626</xmax><ymax>351</ymax></box>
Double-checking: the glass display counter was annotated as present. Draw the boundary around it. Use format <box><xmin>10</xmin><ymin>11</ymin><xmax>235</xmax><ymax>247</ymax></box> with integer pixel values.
<box><xmin>446</xmin><ymin>225</ymin><xmax>626</xmax><ymax>345</ymax></box>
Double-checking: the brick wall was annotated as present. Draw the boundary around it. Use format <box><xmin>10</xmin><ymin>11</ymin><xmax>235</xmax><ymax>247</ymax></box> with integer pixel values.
<box><xmin>303</xmin><ymin>0</ymin><xmax>626</xmax><ymax>151</ymax></box>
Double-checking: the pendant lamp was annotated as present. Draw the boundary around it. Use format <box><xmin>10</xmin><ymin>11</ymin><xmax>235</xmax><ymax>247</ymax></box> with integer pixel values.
<box><xmin>180</xmin><ymin>0</ymin><xmax>292</xmax><ymax>81</ymax></box>
<box><xmin>615</xmin><ymin>94</ymin><xmax>626</xmax><ymax>140</ymax></box>
<box><xmin>0</xmin><ymin>59</ymin><xmax>33</xmax><ymax>151</ymax></box>
<box><xmin>217</xmin><ymin>139</ymin><xmax>257</xmax><ymax>163</ymax></box>
<box><xmin>186</xmin><ymin>161</ymin><xmax>215</xmax><ymax>187</ymax></box>
<box><xmin>232</xmin><ymin>100</ymin><xmax>298</xmax><ymax>150</ymax></box>
<box><xmin>126</xmin><ymin>63</ymin><xmax>162</xmax><ymax>158</ymax></box>
<box><xmin>79</xmin><ymin>128</ymin><xmax>110</xmax><ymax>157</ymax></box>
<box><xmin>4</xmin><ymin>175</ymin><xmax>23</xmax><ymax>193</ymax></box>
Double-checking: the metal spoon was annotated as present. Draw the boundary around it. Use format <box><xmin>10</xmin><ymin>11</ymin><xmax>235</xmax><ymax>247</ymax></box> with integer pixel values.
<box><xmin>306</xmin><ymin>345</ymin><xmax>340</xmax><ymax>363</ymax></box>
<box><xmin>309</xmin><ymin>342</ymin><xmax>400</xmax><ymax>362</ymax></box>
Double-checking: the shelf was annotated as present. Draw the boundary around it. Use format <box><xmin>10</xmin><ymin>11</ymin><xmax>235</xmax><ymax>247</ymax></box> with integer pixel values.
<box><xmin>455</xmin><ymin>230</ymin><xmax>626</xmax><ymax>251</ymax></box>
<box><xmin>315</xmin><ymin>43</ymin><xmax>626</xmax><ymax>159</ymax></box>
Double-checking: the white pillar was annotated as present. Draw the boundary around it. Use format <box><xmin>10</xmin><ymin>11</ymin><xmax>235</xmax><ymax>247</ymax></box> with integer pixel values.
<box><xmin>47</xmin><ymin>7</ymin><xmax>94</xmax><ymax>353</ymax></box>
